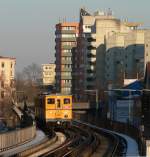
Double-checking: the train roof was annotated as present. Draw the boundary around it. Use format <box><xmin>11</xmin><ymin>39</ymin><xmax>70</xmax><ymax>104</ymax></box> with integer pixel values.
<box><xmin>39</xmin><ymin>93</ymin><xmax>72</xmax><ymax>96</ymax></box>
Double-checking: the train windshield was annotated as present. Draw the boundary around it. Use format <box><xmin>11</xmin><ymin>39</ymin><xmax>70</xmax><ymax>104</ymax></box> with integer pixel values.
<box><xmin>64</xmin><ymin>98</ymin><xmax>70</xmax><ymax>104</ymax></box>
<box><xmin>47</xmin><ymin>98</ymin><xmax>55</xmax><ymax>104</ymax></box>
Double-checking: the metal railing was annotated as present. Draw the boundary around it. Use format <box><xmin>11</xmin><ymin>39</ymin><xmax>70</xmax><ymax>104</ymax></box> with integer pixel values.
<box><xmin>0</xmin><ymin>124</ymin><xmax>36</xmax><ymax>152</ymax></box>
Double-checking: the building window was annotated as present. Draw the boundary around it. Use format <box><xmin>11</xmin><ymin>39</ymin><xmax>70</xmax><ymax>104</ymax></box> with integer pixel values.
<box><xmin>62</xmin><ymin>26</ymin><xmax>75</xmax><ymax>30</ymax></box>
<box><xmin>1</xmin><ymin>91</ymin><xmax>4</xmax><ymax>98</ymax></box>
<box><xmin>1</xmin><ymin>62</ymin><xmax>4</xmax><ymax>68</ymax></box>
<box><xmin>47</xmin><ymin>98</ymin><xmax>55</xmax><ymax>104</ymax></box>
<box><xmin>85</xmin><ymin>25</ymin><xmax>91</xmax><ymax>29</ymax></box>
<box><xmin>10</xmin><ymin>70</ymin><xmax>13</xmax><ymax>76</ymax></box>
<box><xmin>1</xmin><ymin>81</ymin><xmax>4</xmax><ymax>88</ymax></box>
<box><xmin>11</xmin><ymin>63</ymin><xmax>13</xmax><ymax>68</ymax></box>
<box><xmin>64</xmin><ymin>98</ymin><xmax>70</xmax><ymax>104</ymax></box>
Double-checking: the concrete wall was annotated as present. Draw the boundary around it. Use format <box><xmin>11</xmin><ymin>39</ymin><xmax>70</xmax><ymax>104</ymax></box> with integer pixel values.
<box><xmin>144</xmin><ymin>30</ymin><xmax>150</xmax><ymax>69</ymax></box>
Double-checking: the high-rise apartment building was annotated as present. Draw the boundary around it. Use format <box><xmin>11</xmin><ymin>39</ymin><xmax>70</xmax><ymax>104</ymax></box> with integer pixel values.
<box><xmin>105</xmin><ymin>30</ymin><xmax>145</xmax><ymax>88</ymax></box>
<box><xmin>55</xmin><ymin>22</ymin><xmax>79</xmax><ymax>94</ymax></box>
<box><xmin>0</xmin><ymin>56</ymin><xmax>16</xmax><ymax>100</ymax></box>
<box><xmin>124</xmin><ymin>30</ymin><xmax>144</xmax><ymax>79</ymax></box>
<box><xmin>55</xmin><ymin>9</ymin><xmax>145</xmax><ymax>102</ymax></box>
<box><xmin>74</xmin><ymin>8</ymin><xmax>138</xmax><ymax>100</ymax></box>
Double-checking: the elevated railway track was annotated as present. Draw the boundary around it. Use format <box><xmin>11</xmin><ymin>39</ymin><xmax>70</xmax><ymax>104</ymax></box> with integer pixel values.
<box><xmin>0</xmin><ymin>100</ymin><xmax>136</xmax><ymax>156</ymax></box>
<box><xmin>16</xmin><ymin>120</ymin><xmax>127</xmax><ymax>157</ymax></box>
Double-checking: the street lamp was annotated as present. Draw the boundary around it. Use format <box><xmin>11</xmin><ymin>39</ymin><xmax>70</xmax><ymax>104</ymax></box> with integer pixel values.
<box><xmin>84</xmin><ymin>89</ymin><xmax>98</xmax><ymax>110</ymax></box>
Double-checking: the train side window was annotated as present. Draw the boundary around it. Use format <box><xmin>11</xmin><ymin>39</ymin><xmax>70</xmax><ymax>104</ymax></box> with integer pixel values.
<box><xmin>57</xmin><ymin>99</ymin><xmax>61</xmax><ymax>108</ymax></box>
<box><xmin>47</xmin><ymin>98</ymin><xmax>55</xmax><ymax>104</ymax></box>
<box><xmin>64</xmin><ymin>98</ymin><xmax>70</xmax><ymax>104</ymax></box>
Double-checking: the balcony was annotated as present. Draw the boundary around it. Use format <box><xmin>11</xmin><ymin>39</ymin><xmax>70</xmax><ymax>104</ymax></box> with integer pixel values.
<box><xmin>86</xmin><ymin>33</ymin><xmax>96</xmax><ymax>38</ymax></box>
<box><xmin>61</xmin><ymin>83</ymin><xmax>72</xmax><ymax>87</ymax></box>
<box><xmin>87</xmin><ymin>53</ymin><xmax>96</xmax><ymax>58</ymax></box>
<box><xmin>87</xmin><ymin>50</ymin><xmax>96</xmax><ymax>56</ymax></box>
<box><xmin>61</xmin><ymin>75</ymin><xmax>72</xmax><ymax>79</ymax></box>
<box><xmin>88</xmin><ymin>61</ymin><xmax>96</xmax><ymax>66</ymax></box>
<box><xmin>87</xmin><ymin>57</ymin><xmax>96</xmax><ymax>62</ymax></box>
<box><xmin>61</xmin><ymin>30</ymin><xmax>76</xmax><ymax>34</ymax></box>
<box><xmin>87</xmin><ymin>41</ymin><xmax>96</xmax><ymax>47</ymax></box>
<box><xmin>61</xmin><ymin>60</ymin><xmax>72</xmax><ymax>64</ymax></box>
<box><xmin>87</xmin><ymin>45</ymin><xmax>96</xmax><ymax>50</ymax></box>
<box><xmin>61</xmin><ymin>52</ymin><xmax>72</xmax><ymax>57</ymax></box>
<box><xmin>87</xmin><ymin>37</ymin><xmax>96</xmax><ymax>42</ymax></box>
<box><xmin>61</xmin><ymin>67</ymin><xmax>72</xmax><ymax>72</ymax></box>
<box><xmin>86</xmin><ymin>65</ymin><xmax>95</xmax><ymax>70</ymax></box>
<box><xmin>62</xmin><ymin>45</ymin><xmax>76</xmax><ymax>49</ymax></box>
<box><xmin>61</xmin><ymin>38</ymin><xmax>76</xmax><ymax>42</ymax></box>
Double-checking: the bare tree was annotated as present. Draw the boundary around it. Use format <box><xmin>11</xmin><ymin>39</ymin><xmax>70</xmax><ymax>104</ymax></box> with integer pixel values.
<box><xmin>15</xmin><ymin>63</ymin><xmax>42</xmax><ymax>103</ymax></box>
<box><xmin>23</xmin><ymin>63</ymin><xmax>42</xmax><ymax>84</ymax></box>
<box><xmin>0</xmin><ymin>84</ymin><xmax>16</xmax><ymax>128</ymax></box>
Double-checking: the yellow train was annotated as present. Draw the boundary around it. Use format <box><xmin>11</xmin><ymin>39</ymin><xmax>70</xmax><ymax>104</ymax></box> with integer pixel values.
<box><xmin>35</xmin><ymin>94</ymin><xmax>72</xmax><ymax>125</ymax></box>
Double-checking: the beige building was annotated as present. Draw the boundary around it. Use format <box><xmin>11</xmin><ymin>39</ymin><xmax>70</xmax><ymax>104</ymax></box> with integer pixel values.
<box><xmin>105</xmin><ymin>32</ymin><xmax>126</xmax><ymax>87</ymax></box>
<box><xmin>0</xmin><ymin>56</ymin><xmax>16</xmax><ymax>100</ymax></box>
<box><xmin>105</xmin><ymin>29</ymin><xmax>145</xmax><ymax>88</ymax></box>
<box><xmin>79</xmin><ymin>9</ymin><xmax>140</xmax><ymax>91</ymax></box>
<box><xmin>42</xmin><ymin>64</ymin><xmax>55</xmax><ymax>86</ymax></box>
<box><xmin>144</xmin><ymin>30</ymin><xmax>150</xmax><ymax>69</ymax></box>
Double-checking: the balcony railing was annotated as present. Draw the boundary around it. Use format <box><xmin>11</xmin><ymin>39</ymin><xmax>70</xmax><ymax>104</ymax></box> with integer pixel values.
<box><xmin>61</xmin><ymin>38</ymin><xmax>76</xmax><ymax>42</ymax></box>
<box><xmin>61</xmin><ymin>52</ymin><xmax>72</xmax><ymax>57</ymax></box>
<box><xmin>61</xmin><ymin>75</ymin><xmax>72</xmax><ymax>79</ymax></box>
<box><xmin>61</xmin><ymin>30</ymin><xmax>76</xmax><ymax>34</ymax></box>
<box><xmin>87</xmin><ymin>45</ymin><xmax>96</xmax><ymax>50</ymax></box>
<box><xmin>62</xmin><ymin>45</ymin><xmax>76</xmax><ymax>49</ymax></box>
<box><xmin>61</xmin><ymin>60</ymin><xmax>72</xmax><ymax>64</ymax></box>
<box><xmin>61</xmin><ymin>83</ymin><xmax>72</xmax><ymax>87</ymax></box>
<box><xmin>55</xmin><ymin>30</ymin><xmax>76</xmax><ymax>34</ymax></box>
<box><xmin>61</xmin><ymin>67</ymin><xmax>72</xmax><ymax>72</ymax></box>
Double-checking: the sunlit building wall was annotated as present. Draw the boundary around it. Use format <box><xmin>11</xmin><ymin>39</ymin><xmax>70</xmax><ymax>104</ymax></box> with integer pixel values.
<box><xmin>42</xmin><ymin>63</ymin><xmax>56</xmax><ymax>86</ymax></box>
<box><xmin>105</xmin><ymin>30</ymin><xmax>145</xmax><ymax>88</ymax></box>
<box><xmin>0</xmin><ymin>56</ymin><xmax>16</xmax><ymax>100</ymax></box>
<box><xmin>55</xmin><ymin>22</ymin><xmax>79</xmax><ymax>94</ymax></box>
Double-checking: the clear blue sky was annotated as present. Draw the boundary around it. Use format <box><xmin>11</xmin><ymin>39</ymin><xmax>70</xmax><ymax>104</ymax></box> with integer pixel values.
<box><xmin>0</xmin><ymin>0</ymin><xmax>149</xmax><ymax>72</ymax></box>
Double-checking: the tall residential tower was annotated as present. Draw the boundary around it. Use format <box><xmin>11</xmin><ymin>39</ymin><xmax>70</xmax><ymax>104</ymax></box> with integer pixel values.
<box><xmin>55</xmin><ymin>22</ymin><xmax>79</xmax><ymax>94</ymax></box>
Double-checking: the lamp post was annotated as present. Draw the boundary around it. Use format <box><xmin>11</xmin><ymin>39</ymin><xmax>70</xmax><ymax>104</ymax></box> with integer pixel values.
<box><xmin>84</xmin><ymin>89</ymin><xmax>99</xmax><ymax>123</ymax></box>
<box><xmin>84</xmin><ymin>89</ymin><xmax>99</xmax><ymax>110</ymax></box>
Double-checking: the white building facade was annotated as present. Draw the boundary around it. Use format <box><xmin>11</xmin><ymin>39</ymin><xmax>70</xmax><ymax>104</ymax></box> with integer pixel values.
<box><xmin>42</xmin><ymin>64</ymin><xmax>55</xmax><ymax>86</ymax></box>
<box><xmin>0</xmin><ymin>56</ymin><xmax>16</xmax><ymax>100</ymax></box>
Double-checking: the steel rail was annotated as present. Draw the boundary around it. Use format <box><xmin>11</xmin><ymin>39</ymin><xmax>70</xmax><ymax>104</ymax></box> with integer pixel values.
<box><xmin>41</xmin><ymin>123</ymin><xmax>100</xmax><ymax>157</ymax></box>
<box><xmin>73</xmin><ymin>120</ymin><xmax>127</xmax><ymax>157</ymax></box>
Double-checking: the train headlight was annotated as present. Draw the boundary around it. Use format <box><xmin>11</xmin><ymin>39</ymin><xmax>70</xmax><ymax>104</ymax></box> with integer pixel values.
<box><xmin>57</xmin><ymin>121</ymin><xmax>61</xmax><ymax>125</ymax></box>
<box><xmin>64</xmin><ymin>115</ymin><xmax>68</xmax><ymax>118</ymax></box>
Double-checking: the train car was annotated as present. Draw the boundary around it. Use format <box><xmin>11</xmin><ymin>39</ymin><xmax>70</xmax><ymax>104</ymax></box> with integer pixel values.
<box><xmin>35</xmin><ymin>94</ymin><xmax>72</xmax><ymax>125</ymax></box>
